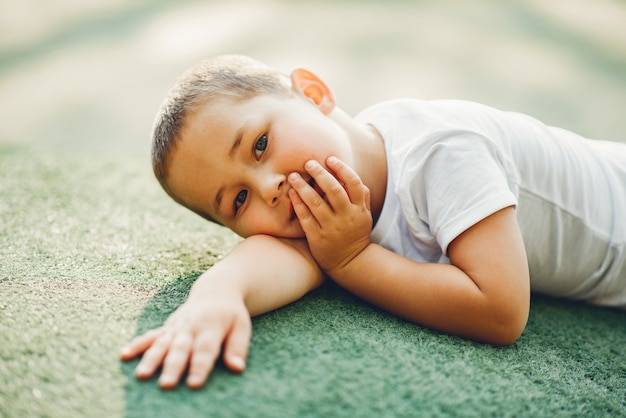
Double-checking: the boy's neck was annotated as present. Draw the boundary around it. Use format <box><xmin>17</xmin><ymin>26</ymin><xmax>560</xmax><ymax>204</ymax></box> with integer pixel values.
<box><xmin>330</xmin><ymin>108</ymin><xmax>387</xmax><ymax>224</ymax></box>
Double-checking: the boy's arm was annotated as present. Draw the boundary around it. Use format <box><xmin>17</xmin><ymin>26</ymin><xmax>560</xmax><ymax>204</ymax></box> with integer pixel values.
<box><xmin>208</xmin><ymin>235</ymin><xmax>324</xmax><ymax>317</ymax></box>
<box><xmin>120</xmin><ymin>234</ymin><xmax>323</xmax><ymax>389</ymax></box>
<box><xmin>327</xmin><ymin>207</ymin><xmax>529</xmax><ymax>345</ymax></box>
<box><xmin>289</xmin><ymin>157</ymin><xmax>529</xmax><ymax>345</ymax></box>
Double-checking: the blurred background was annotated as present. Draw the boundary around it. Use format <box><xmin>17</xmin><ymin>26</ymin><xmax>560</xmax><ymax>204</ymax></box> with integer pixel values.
<box><xmin>1</xmin><ymin>0</ymin><xmax>625</xmax><ymax>159</ymax></box>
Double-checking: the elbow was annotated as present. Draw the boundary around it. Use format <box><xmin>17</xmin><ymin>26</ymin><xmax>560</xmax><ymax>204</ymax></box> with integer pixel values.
<box><xmin>485</xmin><ymin>300</ymin><xmax>529</xmax><ymax>346</ymax></box>
<box><xmin>488</xmin><ymin>322</ymin><xmax>525</xmax><ymax>346</ymax></box>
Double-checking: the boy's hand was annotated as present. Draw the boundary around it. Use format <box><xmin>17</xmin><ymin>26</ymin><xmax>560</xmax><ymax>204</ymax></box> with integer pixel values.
<box><xmin>288</xmin><ymin>156</ymin><xmax>372</xmax><ymax>278</ymax></box>
<box><xmin>119</xmin><ymin>288</ymin><xmax>251</xmax><ymax>390</ymax></box>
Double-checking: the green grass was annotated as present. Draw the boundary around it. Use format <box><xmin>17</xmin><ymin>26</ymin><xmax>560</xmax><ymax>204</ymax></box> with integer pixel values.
<box><xmin>1</xmin><ymin>147</ymin><xmax>625</xmax><ymax>417</ymax></box>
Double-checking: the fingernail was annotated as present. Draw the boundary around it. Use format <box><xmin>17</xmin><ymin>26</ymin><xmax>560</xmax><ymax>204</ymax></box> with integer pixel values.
<box><xmin>288</xmin><ymin>172</ymin><xmax>299</xmax><ymax>182</ymax></box>
<box><xmin>305</xmin><ymin>160</ymin><xmax>315</xmax><ymax>170</ymax></box>
<box><xmin>328</xmin><ymin>156</ymin><xmax>338</xmax><ymax>165</ymax></box>
<box><xmin>159</xmin><ymin>374</ymin><xmax>174</xmax><ymax>386</ymax></box>
<box><xmin>187</xmin><ymin>375</ymin><xmax>202</xmax><ymax>387</ymax></box>
<box><xmin>230</xmin><ymin>355</ymin><xmax>246</xmax><ymax>371</ymax></box>
<box><xmin>135</xmin><ymin>364</ymin><xmax>148</xmax><ymax>375</ymax></box>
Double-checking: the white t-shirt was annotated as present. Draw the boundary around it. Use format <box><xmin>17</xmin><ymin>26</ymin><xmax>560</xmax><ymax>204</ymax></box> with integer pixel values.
<box><xmin>356</xmin><ymin>99</ymin><xmax>626</xmax><ymax>307</ymax></box>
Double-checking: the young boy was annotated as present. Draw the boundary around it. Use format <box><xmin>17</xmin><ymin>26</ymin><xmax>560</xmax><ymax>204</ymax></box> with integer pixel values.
<box><xmin>120</xmin><ymin>55</ymin><xmax>626</xmax><ymax>390</ymax></box>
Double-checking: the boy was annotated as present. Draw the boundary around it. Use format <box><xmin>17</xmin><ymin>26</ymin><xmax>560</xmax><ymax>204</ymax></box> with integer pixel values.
<box><xmin>120</xmin><ymin>55</ymin><xmax>626</xmax><ymax>390</ymax></box>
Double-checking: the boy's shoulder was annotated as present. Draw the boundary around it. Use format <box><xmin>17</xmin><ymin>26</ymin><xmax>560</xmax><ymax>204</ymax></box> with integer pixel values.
<box><xmin>358</xmin><ymin>98</ymin><xmax>499</xmax><ymax>117</ymax></box>
<box><xmin>355</xmin><ymin>98</ymin><xmax>487</xmax><ymax>141</ymax></box>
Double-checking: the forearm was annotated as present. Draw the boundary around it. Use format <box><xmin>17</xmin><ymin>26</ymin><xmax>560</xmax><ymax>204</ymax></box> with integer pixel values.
<box><xmin>187</xmin><ymin>234</ymin><xmax>324</xmax><ymax>317</ymax></box>
<box><xmin>329</xmin><ymin>243</ymin><xmax>525</xmax><ymax>345</ymax></box>
<box><xmin>286</xmin><ymin>156</ymin><xmax>528</xmax><ymax>345</ymax></box>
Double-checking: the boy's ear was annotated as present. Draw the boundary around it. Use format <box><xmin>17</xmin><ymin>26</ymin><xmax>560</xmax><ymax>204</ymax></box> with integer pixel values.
<box><xmin>290</xmin><ymin>68</ymin><xmax>335</xmax><ymax>115</ymax></box>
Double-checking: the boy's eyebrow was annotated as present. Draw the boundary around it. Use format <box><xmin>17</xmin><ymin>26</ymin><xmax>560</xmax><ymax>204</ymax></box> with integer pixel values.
<box><xmin>228</xmin><ymin>125</ymin><xmax>247</xmax><ymax>158</ymax></box>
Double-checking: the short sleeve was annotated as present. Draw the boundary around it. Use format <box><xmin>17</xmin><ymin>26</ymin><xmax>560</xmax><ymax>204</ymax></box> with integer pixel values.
<box><xmin>398</xmin><ymin>131</ymin><xmax>518</xmax><ymax>255</ymax></box>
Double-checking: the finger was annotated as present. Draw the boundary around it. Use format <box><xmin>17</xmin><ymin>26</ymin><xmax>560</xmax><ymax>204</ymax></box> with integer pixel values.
<box><xmin>119</xmin><ymin>328</ymin><xmax>162</xmax><ymax>360</ymax></box>
<box><xmin>289</xmin><ymin>186</ymin><xmax>316</xmax><ymax>227</ymax></box>
<box><xmin>303</xmin><ymin>159</ymin><xmax>350</xmax><ymax>211</ymax></box>
<box><xmin>185</xmin><ymin>331</ymin><xmax>222</xmax><ymax>389</ymax></box>
<box><xmin>134</xmin><ymin>331</ymin><xmax>173</xmax><ymax>380</ymax></box>
<box><xmin>326</xmin><ymin>156</ymin><xmax>366</xmax><ymax>204</ymax></box>
<box><xmin>223</xmin><ymin>315</ymin><xmax>252</xmax><ymax>374</ymax></box>
<box><xmin>363</xmin><ymin>185</ymin><xmax>371</xmax><ymax>212</ymax></box>
<box><xmin>158</xmin><ymin>332</ymin><xmax>194</xmax><ymax>389</ymax></box>
<box><xmin>288</xmin><ymin>172</ymin><xmax>329</xmax><ymax>223</ymax></box>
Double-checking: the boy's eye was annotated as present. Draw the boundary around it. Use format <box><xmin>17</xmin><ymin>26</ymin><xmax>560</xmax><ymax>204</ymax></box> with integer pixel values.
<box><xmin>253</xmin><ymin>134</ymin><xmax>267</xmax><ymax>159</ymax></box>
<box><xmin>234</xmin><ymin>190</ymin><xmax>247</xmax><ymax>213</ymax></box>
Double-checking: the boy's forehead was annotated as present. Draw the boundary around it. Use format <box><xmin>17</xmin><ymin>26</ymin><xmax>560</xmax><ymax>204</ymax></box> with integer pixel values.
<box><xmin>181</xmin><ymin>97</ymin><xmax>241</xmax><ymax>148</ymax></box>
<box><xmin>181</xmin><ymin>93</ymin><xmax>285</xmax><ymax>150</ymax></box>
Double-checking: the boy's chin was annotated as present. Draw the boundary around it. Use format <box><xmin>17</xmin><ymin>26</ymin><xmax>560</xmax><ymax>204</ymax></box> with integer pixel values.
<box><xmin>278</xmin><ymin>229</ymin><xmax>306</xmax><ymax>240</ymax></box>
<box><xmin>244</xmin><ymin>227</ymin><xmax>305</xmax><ymax>240</ymax></box>
<box><xmin>277</xmin><ymin>223</ymin><xmax>306</xmax><ymax>240</ymax></box>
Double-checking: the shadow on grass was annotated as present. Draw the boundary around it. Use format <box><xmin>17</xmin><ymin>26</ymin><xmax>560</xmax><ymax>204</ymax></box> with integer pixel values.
<box><xmin>120</xmin><ymin>273</ymin><xmax>244</xmax><ymax>417</ymax></box>
<box><xmin>122</xmin><ymin>276</ymin><xmax>626</xmax><ymax>417</ymax></box>
<box><xmin>120</xmin><ymin>277</ymin><xmax>367</xmax><ymax>418</ymax></box>
<box><xmin>120</xmin><ymin>273</ymin><xmax>258</xmax><ymax>417</ymax></box>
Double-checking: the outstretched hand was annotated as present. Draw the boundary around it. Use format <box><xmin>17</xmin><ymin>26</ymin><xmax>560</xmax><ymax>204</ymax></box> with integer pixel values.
<box><xmin>288</xmin><ymin>156</ymin><xmax>372</xmax><ymax>278</ymax></box>
<box><xmin>119</xmin><ymin>288</ymin><xmax>251</xmax><ymax>390</ymax></box>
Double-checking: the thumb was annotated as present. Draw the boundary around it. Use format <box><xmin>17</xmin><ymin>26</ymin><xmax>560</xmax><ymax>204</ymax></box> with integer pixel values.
<box><xmin>364</xmin><ymin>185</ymin><xmax>371</xmax><ymax>212</ymax></box>
<box><xmin>223</xmin><ymin>314</ymin><xmax>252</xmax><ymax>373</ymax></box>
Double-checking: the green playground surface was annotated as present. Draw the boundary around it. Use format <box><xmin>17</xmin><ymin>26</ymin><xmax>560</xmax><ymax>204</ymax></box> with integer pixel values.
<box><xmin>1</xmin><ymin>1</ymin><xmax>625</xmax><ymax>416</ymax></box>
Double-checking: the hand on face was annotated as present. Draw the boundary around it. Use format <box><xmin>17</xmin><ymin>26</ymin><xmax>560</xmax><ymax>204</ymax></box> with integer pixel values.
<box><xmin>288</xmin><ymin>157</ymin><xmax>372</xmax><ymax>277</ymax></box>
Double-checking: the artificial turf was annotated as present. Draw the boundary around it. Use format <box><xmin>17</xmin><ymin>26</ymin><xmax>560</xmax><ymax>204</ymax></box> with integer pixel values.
<box><xmin>1</xmin><ymin>146</ymin><xmax>625</xmax><ymax>417</ymax></box>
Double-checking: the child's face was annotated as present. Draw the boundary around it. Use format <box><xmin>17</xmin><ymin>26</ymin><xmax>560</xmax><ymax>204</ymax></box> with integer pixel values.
<box><xmin>166</xmin><ymin>93</ymin><xmax>354</xmax><ymax>238</ymax></box>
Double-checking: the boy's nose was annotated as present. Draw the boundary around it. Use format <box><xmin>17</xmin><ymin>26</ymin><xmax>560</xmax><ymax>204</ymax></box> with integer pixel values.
<box><xmin>258</xmin><ymin>173</ymin><xmax>285</xmax><ymax>207</ymax></box>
